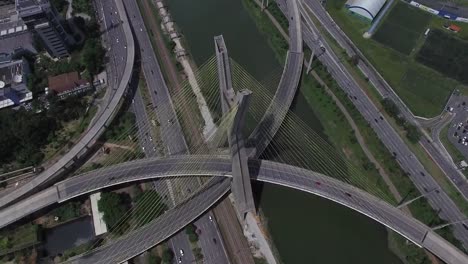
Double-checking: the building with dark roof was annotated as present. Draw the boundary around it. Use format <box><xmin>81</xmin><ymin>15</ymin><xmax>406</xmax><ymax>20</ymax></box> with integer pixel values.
<box><xmin>0</xmin><ymin>55</ymin><xmax>32</xmax><ymax>109</ymax></box>
<box><xmin>17</xmin><ymin>0</ymin><xmax>74</xmax><ymax>58</ymax></box>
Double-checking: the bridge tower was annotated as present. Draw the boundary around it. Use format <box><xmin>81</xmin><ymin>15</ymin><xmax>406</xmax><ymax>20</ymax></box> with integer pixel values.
<box><xmin>214</xmin><ymin>35</ymin><xmax>255</xmax><ymax>219</ymax></box>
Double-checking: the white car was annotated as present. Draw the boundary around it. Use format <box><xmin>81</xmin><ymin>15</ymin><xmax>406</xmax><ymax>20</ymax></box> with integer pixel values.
<box><xmin>142</xmin><ymin>146</ymin><xmax>145</xmax><ymax>152</ymax></box>
<box><xmin>179</xmin><ymin>249</ymin><xmax>184</xmax><ymax>256</ymax></box>
<box><xmin>208</xmin><ymin>215</ymin><xmax>213</xmax><ymax>222</ymax></box>
<box><xmin>149</xmin><ymin>136</ymin><xmax>153</xmax><ymax>141</ymax></box>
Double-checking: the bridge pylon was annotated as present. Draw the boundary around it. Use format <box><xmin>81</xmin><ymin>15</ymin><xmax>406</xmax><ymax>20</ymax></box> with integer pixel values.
<box><xmin>214</xmin><ymin>35</ymin><xmax>256</xmax><ymax>219</ymax></box>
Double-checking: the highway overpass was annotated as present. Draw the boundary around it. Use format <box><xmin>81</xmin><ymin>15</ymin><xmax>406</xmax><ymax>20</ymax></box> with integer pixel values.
<box><xmin>248</xmin><ymin>0</ymin><xmax>303</xmax><ymax>158</ymax></box>
<box><xmin>1</xmin><ymin>155</ymin><xmax>467</xmax><ymax>264</ymax></box>
<box><xmin>0</xmin><ymin>0</ymin><xmax>136</xmax><ymax>208</ymax></box>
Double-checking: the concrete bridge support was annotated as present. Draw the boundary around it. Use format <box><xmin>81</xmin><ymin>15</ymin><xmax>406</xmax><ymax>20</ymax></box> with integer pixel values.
<box><xmin>215</xmin><ymin>35</ymin><xmax>255</xmax><ymax>218</ymax></box>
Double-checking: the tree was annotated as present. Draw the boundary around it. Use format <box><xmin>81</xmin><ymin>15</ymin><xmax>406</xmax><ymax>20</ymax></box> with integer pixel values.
<box><xmin>185</xmin><ymin>223</ymin><xmax>197</xmax><ymax>235</ymax></box>
<box><xmin>406</xmin><ymin>125</ymin><xmax>421</xmax><ymax>144</ymax></box>
<box><xmin>349</xmin><ymin>54</ymin><xmax>360</xmax><ymax>66</ymax></box>
<box><xmin>188</xmin><ymin>233</ymin><xmax>199</xmax><ymax>243</ymax></box>
<box><xmin>98</xmin><ymin>192</ymin><xmax>130</xmax><ymax>233</ymax></box>
<box><xmin>0</xmin><ymin>108</ymin><xmax>57</xmax><ymax>166</ymax></box>
<box><xmin>81</xmin><ymin>38</ymin><xmax>105</xmax><ymax>79</ymax></box>
<box><xmin>161</xmin><ymin>249</ymin><xmax>174</xmax><ymax>262</ymax></box>
<box><xmin>50</xmin><ymin>0</ymin><xmax>68</xmax><ymax>14</ymax></box>
<box><xmin>133</xmin><ymin>190</ymin><xmax>168</xmax><ymax>228</ymax></box>
<box><xmin>148</xmin><ymin>254</ymin><xmax>162</xmax><ymax>264</ymax></box>
<box><xmin>381</xmin><ymin>98</ymin><xmax>400</xmax><ymax>118</ymax></box>
<box><xmin>193</xmin><ymin>247</ymin><xmax>203</xmax><ymax>261</ymax></box>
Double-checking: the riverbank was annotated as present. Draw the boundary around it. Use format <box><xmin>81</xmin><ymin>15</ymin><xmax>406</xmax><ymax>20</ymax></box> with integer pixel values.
<box><xmin>241</xmin><ymin>0</ymin><xmax>437</xmax><ymax>263</ymax></box>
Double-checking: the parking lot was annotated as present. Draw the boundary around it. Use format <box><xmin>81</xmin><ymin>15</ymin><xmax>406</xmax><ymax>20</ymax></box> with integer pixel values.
<box><xmin>445</xmin><ymin>94</ymin><xmax>468</xmax><ymax>162</ymax></box>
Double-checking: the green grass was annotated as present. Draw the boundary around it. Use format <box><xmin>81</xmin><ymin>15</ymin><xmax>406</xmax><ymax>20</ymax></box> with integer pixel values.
<box><xmin>417</xmin><ymin>29</ymin><xmax>468</xmax><ymax>85</ymax></box>
<box><xmin>325</xmin><ymin>0</ymin><xmax>461</xmax><ymax>117</ymax></box>
<box><xmin>373</xmin><ymin>1</ymin><xmax>431</xmax><ymax>55</ymax></box>
<box><xmin>0</xmin><ymin>224</ymin><xmax>40</xmax><ymax>256</ymax></box>
<box><xmin>398</xmin><ymin>65</ymin><xmax>454</xmax><ymax>114</ymax></box>
<box><xmin>103</xmin><ymin>112</ymin><xmax>136</xmax><ymax>142</ymax></box>
<box><xmin>299</xmin><ymin>71</ymin><xmax>394</xmax><ymax>202</ymax></box>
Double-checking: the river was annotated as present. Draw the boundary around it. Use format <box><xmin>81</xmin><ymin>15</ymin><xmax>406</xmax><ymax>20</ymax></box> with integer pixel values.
<box><xmin>167</xmin><ymin>0</ymin><xmax>402</xmax><ymax>263</ymax></box>
<box><xmin>42</xmin><ymin>216</ymin><xmax>94</xmax><ymax>256</ymax></box>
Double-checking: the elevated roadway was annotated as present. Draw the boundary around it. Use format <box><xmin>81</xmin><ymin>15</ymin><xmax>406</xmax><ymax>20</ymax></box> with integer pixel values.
<box><xmin>248</xmin><ymin>0</ymin><xmax>303</xmax><ymax>158</ymax></box>
<box><xmin>1</xmin><ymin>156</ymin><xmax>467</xmax><ymax>264</ymax></box>
<box><xmin>0</xmin><ymin>0</ymin><xmax>136</xmax><ymax>208</ymax></box>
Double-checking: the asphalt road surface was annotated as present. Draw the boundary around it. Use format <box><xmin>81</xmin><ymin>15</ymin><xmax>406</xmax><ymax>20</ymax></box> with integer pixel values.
<box><xmin>298</xmin><ymin>0</ymin><xmax>468</xmax><ymax>245</ymax></box>
<box><xmin>123</xmin><ymin>0</ymin><xmax>229</xmax><ymax>263</ymax></box>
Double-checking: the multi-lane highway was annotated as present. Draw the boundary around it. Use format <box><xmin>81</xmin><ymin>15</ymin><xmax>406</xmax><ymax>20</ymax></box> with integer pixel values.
<box><xmin>123</xmin><ymin>0</ymin><xmax>229</xmax><ymax>262</ymax></box>
<box><xmin>295</xmin><ymin>0</ymin><xmax>468</xmax><ymax>245</ymax></box>
<box><xmin>0</xmin><ymin>0</ymin><xmax>135</xmax><ymax>208</ymax></box>
<box><xmin>3</xmin><ymin>155</ymin><xmax>466</xmax><ymax>264</ymax></box>
<box><xmin>300</xmin><ymin>0</ymin><xmax>468</xmax><ymax>202</ymax></box>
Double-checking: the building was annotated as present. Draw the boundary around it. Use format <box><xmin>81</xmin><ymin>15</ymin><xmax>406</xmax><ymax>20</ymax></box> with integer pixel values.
<box><xmin>448</xmin><ymin>24</ymin><xmax>461</xmax><ymax>33</ymax></box>
<box><xmin>0</xmin><ymin>54</ymin><xmax>32</xmax><ymax>109</ymax></box>
<box><xmin>345</xmin><ymin>0</ymin><xmax>386</xmax><ymax>21</ymax></box>
<box><xmin>47</xmin><ymin>71</ymin><xmax>89</xmax><ymax>98</ymax></box>
<box><xmin>17</xmin><ymin>0</ymin><xmax>74</xmax><ymax>58</ymax></box>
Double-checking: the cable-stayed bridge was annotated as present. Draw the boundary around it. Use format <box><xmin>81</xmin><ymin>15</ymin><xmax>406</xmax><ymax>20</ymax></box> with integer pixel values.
<box><xmin>0</xmin><ymin>0</ymin><xmax>468</xmax><ymax>263</ymax></box>
<box><xmin>1</xmin><ymin>43</ymin><xmax>467</xmax><ymax>263</ymax></box>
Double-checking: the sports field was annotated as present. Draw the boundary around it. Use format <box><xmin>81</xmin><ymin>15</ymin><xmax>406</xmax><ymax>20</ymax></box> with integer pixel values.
<box><xmin>323</xmin><ymin>0</ymin><xmax>464</xmax><ymax>117</ymax></box>
<box><xmin>373</xmin><ymin>2</ymin><xmax>431</xmax><ymax>55</ymax></box>
<box><xmin>417</xmin><ymin>29</ymin><xmax>468</xmax><ymax>85</ymax></box>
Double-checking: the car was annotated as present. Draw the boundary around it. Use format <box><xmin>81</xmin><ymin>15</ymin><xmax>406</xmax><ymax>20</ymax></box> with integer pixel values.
<box><xmin>179</xmin><ymin>249</ymin><xmax>184</xmax><ymax>256</ymax></box>
<box><xmin>374</xmin><ymin>118</ymin><xmax>378</xmax><ymax>123</ymax></box>
<box><xmin>208</xmin><ymin>215</ymin><xmax>213</xmax><ymax>222</ymax></box>
<box><xmin>116</xmin><ymin>38</ymin><xmax>119</xmax><ymax>43</ymax></box>
<box><xmin>420</xmin><ymin>172</ymin><xmax>425</xmax><ymax>177</ymax></box>
<box><xmin>314</xmin><ymin>181</ymin><xmax>321</xmax><ymax>186</ymax></box>
<box><xmin>153</xmin><ymin>146</ymin><xmax>157</xmax><ymax>152</ymax></box>
<box><xmin>142</xmin><ymin>146</ymin><xmax>145</xmax><ymax>152</ymax></box>
<box><xmin>140</xmin><ymin>28</ymin><xmax>143</xmax><ymax>32</ymax></box>
<box><xmin>344</xmin><ymin>192</ymin><xmax>352</xmax><ymax>197</ymax></box>
<box><xmin>213</xmin><ymin>238</ymin><xmax>217</xmax><ymax>244</ymax></box>
<box><xmin>178</xmin><ymin>257</ymin><xmax>182</xmax><ymax>263</ymax></box>
<box><xmin>149</xmin><ymin>136</ymin><xmax>153</xmax><ymax>141</ymax></box>
<box><xmin>379</xmin><ymin>116</ymin><xmax>383</xmax><ymax>120</ymax></box>
<box><xmin>132</xmin><ymin>99</ymin><xmax>135</xmax><ymax>104</ymax></box>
